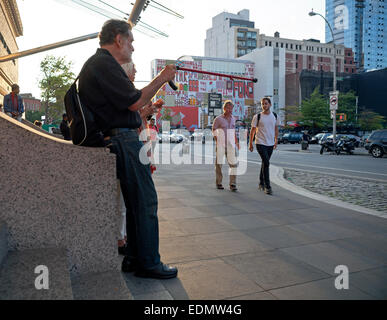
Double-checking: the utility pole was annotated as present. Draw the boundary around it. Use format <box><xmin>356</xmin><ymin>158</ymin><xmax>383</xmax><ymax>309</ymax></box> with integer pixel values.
<box><xmin>309</xmin><ymin>9</ymin><xmax>337</xmax><ymax>143</ymax></box>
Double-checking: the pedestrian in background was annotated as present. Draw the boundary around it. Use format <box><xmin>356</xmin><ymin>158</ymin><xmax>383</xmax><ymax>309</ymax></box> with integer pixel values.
<box><xmin>249</xmin><ymin>97</ymin><xmax>279</xmax><ymax>195</ymax></box>
<box><xmin>213</xmin><ymin>100</ymin><xmax>240</xmax><ymax>192</ymax></box>
<box><xmin>60</xmin><ymin>113</ymin><xmax>71</xmax><ymax>140</ymax></box>
<box><xmin>3</xmin><ymin>84</ymin><xmax>24</xmax><ymax>122</ymax></box>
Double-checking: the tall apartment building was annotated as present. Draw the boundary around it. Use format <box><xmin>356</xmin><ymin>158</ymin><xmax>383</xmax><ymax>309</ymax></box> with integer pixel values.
<box><xmin>205</xmin><ymin>9</ymin><xmax>259</xmax><ymax>59</ymax></box>
<box><xmin>0</xmin><ymin>0</ymin><xmax>23</xmax><ymax>102</ymax></box>
<box><xmin>326</xmin><ymin>0</ymin><xmax>386</xmax><ymax>71</ymax></box>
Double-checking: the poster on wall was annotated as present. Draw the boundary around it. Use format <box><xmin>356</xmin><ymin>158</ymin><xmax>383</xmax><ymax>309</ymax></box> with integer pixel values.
<box><xmin>153</xmin><ymin>59</ymin><xmax>255</xmax><ymax>127</ymax></box>
<box><xmin>157</xmin><ymin>106</ymin><xmax>199</xmax><ymax>132</ymax></box>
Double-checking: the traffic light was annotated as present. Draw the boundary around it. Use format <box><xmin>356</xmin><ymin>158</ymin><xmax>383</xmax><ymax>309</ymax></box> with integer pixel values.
<box><xmin>337</xmin><ymin>113</ymin><xmax>347</xmax><ymax>122</ymax></box>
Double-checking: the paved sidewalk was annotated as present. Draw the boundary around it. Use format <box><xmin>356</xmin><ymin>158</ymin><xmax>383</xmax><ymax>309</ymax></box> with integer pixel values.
<box><xmin>121</xmin><ymin>161</ymin><xmax>387</xmax><ymax>300</ymax></box>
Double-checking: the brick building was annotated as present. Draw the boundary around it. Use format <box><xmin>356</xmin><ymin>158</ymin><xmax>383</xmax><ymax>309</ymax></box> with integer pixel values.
<box><xmin>0</xmin><ymin>0</ymin><xmax>23</xmax><ymax>104</ymax></box>
<box><xmin>20</xmin><ymin>93</ymin><xmax>42</xmax><ymax>112</ymax></box>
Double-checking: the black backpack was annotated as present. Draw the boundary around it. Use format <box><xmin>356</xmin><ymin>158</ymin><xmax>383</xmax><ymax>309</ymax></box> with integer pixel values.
<box><xmin>64</xmin><ymin>77</ymin><xmax>105</xmax><ymax>147</ymax></box>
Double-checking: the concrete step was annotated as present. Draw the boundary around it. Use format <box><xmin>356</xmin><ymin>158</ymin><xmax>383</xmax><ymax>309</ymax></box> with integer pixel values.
<box><xmin>71</xmin><ymin>270</ymin><xmax>133</xmax><ymax>300</ymax></box>
<box><xmin>0</xmin><ymin>248</ymin><xmax>73</xmax><ymax>300</ymax></box>
<box><xmin>0</xmin><ymin>221</ymin><xmax>7</xmax><ymax>266</ymax></box>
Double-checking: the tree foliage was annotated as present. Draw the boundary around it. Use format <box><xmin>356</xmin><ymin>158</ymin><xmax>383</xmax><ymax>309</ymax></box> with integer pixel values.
<box><xmin>300</xmin><ymin>87</ymin><xmax>330</xmax><ymax>130</ymax></box>
<box><xmin>25</xmin><ymin>110</ymin><xmax>45</xmax><ymax>124</ymax></box>
<box><xmin>337</xmin><ymin>90</ymin><xmax>357</xmax><ymax>125</ymax></box>
<box><xmin>39</xmin><ymin>55</ymin><xmax>75</xmax><ymax>124</ymax></box>
<box><xmin>281</xmin><ymin>105</ymin><xmax>302</xmax><ymax>128</ymax></box>
<box><xmin>358</xmin><ymin>109</ymin><xmax>386</xmax><ymax>131</ymax></box>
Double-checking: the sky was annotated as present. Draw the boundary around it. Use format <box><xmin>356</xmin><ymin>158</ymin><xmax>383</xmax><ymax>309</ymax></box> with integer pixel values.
<box><xmin>15</xmin><ymin>0</ymin><xmax>325</xmax><ymax>99</ymax></box>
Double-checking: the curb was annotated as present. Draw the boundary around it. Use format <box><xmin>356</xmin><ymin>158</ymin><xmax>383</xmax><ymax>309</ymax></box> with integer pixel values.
<box><xmin>270</xmin><ymin>165</ymin><xmax>387</xmax><ymax>219</ymax></box>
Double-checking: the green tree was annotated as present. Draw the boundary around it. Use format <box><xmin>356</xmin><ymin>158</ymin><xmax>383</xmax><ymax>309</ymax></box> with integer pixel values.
<box><xmin>26</xmin><ymin>110</ymin><xmax>45</xmax><ymax>123</ymax></box>
<box><xmin>282</xmin><ymin>105</ymin><xmax>302</xmax><ymax>128</ymax></box>
<box><xmin>336</xmin><ymin>90</ymin><xmax>357</xmax><ymax>128</ymax></box>
<box><xmin>358</xmin><ymin>109</ymin><xmax>386</xmax><ymax>131</ymax></box>
<box><xmin>39</xmin><ymin>55</ymin><xmax>75</xmax><ymax>124</ymax></box>
<box><xmin>300</xmin><ymin>87</ymin><xmax>330</xmax><ymax>130</ymax></box>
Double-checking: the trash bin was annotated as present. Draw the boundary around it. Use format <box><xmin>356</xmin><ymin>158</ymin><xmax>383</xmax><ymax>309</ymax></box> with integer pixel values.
<box><xmin>301</xmin><ymin>141</ymin><xmax>309</xmax><ymax>150</ymax></box>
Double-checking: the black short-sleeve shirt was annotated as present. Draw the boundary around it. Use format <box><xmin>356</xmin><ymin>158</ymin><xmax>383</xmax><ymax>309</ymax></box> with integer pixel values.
<box><xmin>78</xmin><ymin>48</ymin><xmax>142</xmax><ymax>133</ymax></box>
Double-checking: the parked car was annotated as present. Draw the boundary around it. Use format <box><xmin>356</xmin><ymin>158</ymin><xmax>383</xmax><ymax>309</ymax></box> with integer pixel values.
<box><xmin>310</xmin><ymin>133</ymin><xmax>327</xmax><ymax>144</ymax></box>
<box><xmin>191</xmin><ymin>129</ymin><xmax>214</xmax><ymax>144</ymax></box>
<box><xmin>158</xmin><ymin>133</ymin><xmax>171</xmax><ymax>143</ymax></box>
<box><xmin>277</xmin><ymin>132</ymin><xmax>288</xmax><ymax>144</ymax></box>
<box><xmin>282</xmin><ymin>132</ymin><xmax>303</xmax><ymax>144</ymax></box>
<box><xmin>364</xmin><ymin>129</ymin><xmax>387</xmax><ymax>158</ymax></box>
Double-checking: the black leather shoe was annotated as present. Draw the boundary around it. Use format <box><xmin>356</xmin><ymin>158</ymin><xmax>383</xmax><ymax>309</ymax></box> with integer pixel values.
<box><xmin>216</xmin><ymin>184</ymin><xmax>224</xmax><ymax>190</ymax></box>
<box><xmin>121</xmin><ymin>256</ymin><xmax>139</xmax><ymax>273</ymax></box>
<box><xmin>264</xmin><ymin>187</ymin><xmax>273</xmax><ymax>195</ymax></box>
<box><xmin>135</xmin><ymin>263</ymin><xmax>178</xmax><ymax>279</ymax></box>
<box><xmin>230</xmin><ymin>184</ymin><xmax>238</xmax><ymax>192</ymax></box>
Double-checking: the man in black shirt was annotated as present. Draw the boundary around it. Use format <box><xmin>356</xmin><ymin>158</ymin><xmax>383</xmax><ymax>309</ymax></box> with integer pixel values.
<box><xmin>79</xmin><ymin>19</ymin><xmax>177</xmax><ymax>279</ymax></box>
<box><xmin>60</xmin><ymin>113</ymin><xmax>71</xmax><ymax>140</ymax></box>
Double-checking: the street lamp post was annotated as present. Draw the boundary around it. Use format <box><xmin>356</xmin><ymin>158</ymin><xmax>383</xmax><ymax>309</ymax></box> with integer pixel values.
<box><xmin>309</xmin><ymin>9</ymin><xmax>337</xmax><ymax>143</ymax></box>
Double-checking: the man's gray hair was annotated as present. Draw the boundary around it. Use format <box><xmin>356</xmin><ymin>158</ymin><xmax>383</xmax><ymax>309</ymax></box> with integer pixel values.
<box><xmin>99</xmin><ymin>19</ymin><xmax>133</xmax><ymax>46</ymax></box>
<box><xmin>222</xmin><ymin>100</ymin><xmax>234</xmax><ymax>110</ymax></box>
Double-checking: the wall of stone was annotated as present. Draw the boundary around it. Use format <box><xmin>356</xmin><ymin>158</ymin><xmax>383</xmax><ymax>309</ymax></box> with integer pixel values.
<box><xmin>0</xmin><ymin>113</ymin><xmax>119</xmax><ymax>275</ymax></box>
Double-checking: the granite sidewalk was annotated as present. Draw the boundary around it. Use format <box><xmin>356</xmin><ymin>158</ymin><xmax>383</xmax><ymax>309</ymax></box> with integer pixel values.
<box><xmin>121</xmin><ymin>161</ymin><xmax>387</xmax><ymax>300</ymax></box>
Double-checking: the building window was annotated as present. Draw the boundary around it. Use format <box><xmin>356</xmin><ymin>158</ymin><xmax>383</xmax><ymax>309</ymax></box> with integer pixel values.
<box><xmin>291</xmin><ymin>44</ymin><xmax>293</xmax><ymax>49</ymax></box>
<box><xmin>237</xmin><ymin>32</ymin><xmax>245</xmax><ymax>38</ymax></box>
<box><xmin>265</xmin><ymin>41</ymin><xmax>268</xmax><ymax>46</ymax></box>
<box><xmin>276</xmin><ymin>42</ymin><xmax>279</xmax><ymax>47</ymax></box>
<box><xmin>238</xmin><ymin>49</ymin><xmax>246</xmax><ymax>56</ymax></box>
<box><xmin>286</xmin><ymin>43</ymin><xmax>288</xmax><ymax>49</ymax></box>
<box><xmin>247</xmin><ymin>32</ymin><xmax>257</xmax><ymax>39</ymax></box>
<box><xmin>247</xmin><ymin>40</ymin><xmax>256</xmax><ymax>47</ymax></box>
<box><xmin>269</xmin><ymin>41</ymin><xmax>272</xmax><ymax>46</ymax></box>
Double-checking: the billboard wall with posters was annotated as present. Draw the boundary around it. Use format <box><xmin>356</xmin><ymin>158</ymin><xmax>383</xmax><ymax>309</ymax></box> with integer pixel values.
<box><xmin>156</xmin><ymin>106</ymin><xmax>199</xmax><ymax>132</ymax></box>
<box><xmin>151</xmin><ymin>58</ymin><xmax>255</xmax><ymax>130</ymax></box>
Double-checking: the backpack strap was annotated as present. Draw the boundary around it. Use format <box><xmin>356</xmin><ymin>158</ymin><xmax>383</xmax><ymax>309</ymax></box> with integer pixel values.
<box><xmin>256</xmin><ymin>112</ymin><xmax>277</xmax><ymax>126</ymax></box>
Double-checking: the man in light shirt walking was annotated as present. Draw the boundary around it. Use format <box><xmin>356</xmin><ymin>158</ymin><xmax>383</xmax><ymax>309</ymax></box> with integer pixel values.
<box><xmin>213</xmin><ymin>100</ymin><xmax>240</xmax><ymax>192</ymax></box>
<box><xmin>249</xmin><ymin>97</ymin><xmax>279</xmax><ymax>195</ymax></box>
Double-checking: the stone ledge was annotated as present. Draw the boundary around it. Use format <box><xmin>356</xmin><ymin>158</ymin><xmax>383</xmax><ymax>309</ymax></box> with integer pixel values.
<box><xmin>0</xmin><ymin>112</ymin><xmax>119</xmax><ymax>275</ymax></box>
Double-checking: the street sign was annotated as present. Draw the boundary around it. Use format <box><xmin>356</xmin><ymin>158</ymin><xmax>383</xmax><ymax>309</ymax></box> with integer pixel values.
<box><xmin>329</xmin><ymin>91</ymin><xmax>339</xmax><ymax>111</ymax></box>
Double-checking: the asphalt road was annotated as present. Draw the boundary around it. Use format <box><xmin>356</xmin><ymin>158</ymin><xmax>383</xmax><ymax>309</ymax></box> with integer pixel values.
<box><xmin>248</xmin><ymin>143</ymin><xmax>387</xmax><ymax>182</ymax></box>
<box><xmin>155</xmin><ymin>140</ymin><xmax>386</xmax><ymax>182</ymax></box>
